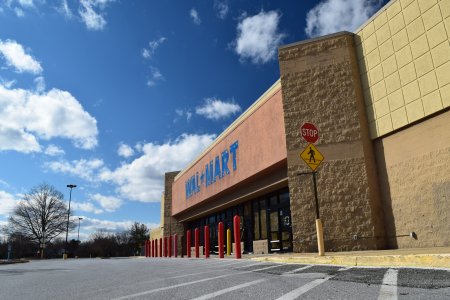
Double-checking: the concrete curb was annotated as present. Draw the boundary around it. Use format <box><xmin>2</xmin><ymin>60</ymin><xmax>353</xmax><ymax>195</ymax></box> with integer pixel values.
<box><xmin>250</xmin><ymin>254</ymin><xmax>450</xmax><ymax>268</ymax></box>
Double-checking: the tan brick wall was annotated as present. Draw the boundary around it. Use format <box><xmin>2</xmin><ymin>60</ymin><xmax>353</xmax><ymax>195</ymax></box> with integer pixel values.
<box><xmin>150</xmin><ymin>227</ymin><xmax>162</xmax><ymax>240</ymax></box>
<box><xmin>356</xmin><ymin>0</ymin><xmax>450</xmax><ymax>138</ymax></box>
<box><xmin>279</xmin><ymin>32</ymin><xmax>386</xmax><ymax>252</ymax></box>
<box><xmin>375</xmin><ymin>110</ymin><xmax>450</xmax><ymax>248</ymax></box>
<box><xmin>162</xmin><ymin>171</ymin><xmax>185</xmax><ymax>256</ymax></box>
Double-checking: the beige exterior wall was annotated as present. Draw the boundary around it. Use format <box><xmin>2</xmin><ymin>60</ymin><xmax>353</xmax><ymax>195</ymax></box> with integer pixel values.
<box><xmin>150</xmin><ymin>227</ymin><xmax>162</xmax><ymax>240</ymax></box>
<box><xmin>279</xmin><ymin>32</ymin><xmax>386</xmax><ymax>252</ymax></box>
<box><xmin>356</xmin><ymin>0</ymin><xmax>450</xmax><ymax>138</ymax></box>
<box><xmin>375</xmin><ymin>110</ymin><xmax>450</xmax><ymax>248</ymax></box>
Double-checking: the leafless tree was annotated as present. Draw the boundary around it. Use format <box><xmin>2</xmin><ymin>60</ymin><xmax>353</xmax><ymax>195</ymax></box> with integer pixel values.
<box><xmin>8</xmin><ymin>183</ymin><xmax>74</xmax><ymax>258</ymax></box>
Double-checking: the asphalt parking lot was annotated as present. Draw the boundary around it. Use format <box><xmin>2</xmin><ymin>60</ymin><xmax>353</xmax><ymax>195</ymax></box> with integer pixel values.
<box><xmin>0</xmin><ymin>257</ymin><xmax>449</xmax><ymax>299</ymax></box>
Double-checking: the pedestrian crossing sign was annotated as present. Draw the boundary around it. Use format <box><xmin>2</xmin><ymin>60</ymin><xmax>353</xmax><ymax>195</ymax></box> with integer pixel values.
<box><xmin>300</xmin><ymin>143</ymin><xmax>324</xmax><ymax>171</ymax></box>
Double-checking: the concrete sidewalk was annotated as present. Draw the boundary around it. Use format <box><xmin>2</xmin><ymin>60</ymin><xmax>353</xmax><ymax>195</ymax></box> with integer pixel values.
<box><xmin>246</xmin><ymin>247</ymin><xmax>450</xmax><ymax>269</ymax></box>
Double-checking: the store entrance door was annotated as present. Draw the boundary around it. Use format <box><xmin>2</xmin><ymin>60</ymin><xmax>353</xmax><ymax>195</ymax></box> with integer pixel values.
<box><xmin>268</xmin><ymin>193</ymin><xmax>293</xmax><ymax>253</ymax></box>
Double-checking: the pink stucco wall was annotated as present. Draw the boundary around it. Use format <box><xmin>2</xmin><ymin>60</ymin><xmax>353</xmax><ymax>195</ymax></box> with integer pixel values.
<box><xmin>172</xmin><ymin>87</ymin><xmax>287</xmax><ymax>216</ymax></box>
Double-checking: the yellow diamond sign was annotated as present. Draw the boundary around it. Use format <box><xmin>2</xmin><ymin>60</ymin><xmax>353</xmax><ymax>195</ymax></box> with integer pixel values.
<box><xmin>300</xmin><ymin>143</ymin><xmax>324</xmax><ymax>171</ymax></box>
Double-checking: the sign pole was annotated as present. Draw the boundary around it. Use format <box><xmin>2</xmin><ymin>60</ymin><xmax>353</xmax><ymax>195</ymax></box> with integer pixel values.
<box><xmin>312</xmin><ymin>172</ymin><xmax>325</xmax><ymax>256</ymax></box>
<box><xmin>312</xmin><ymin>172</ymin><xmax>320</xmax><ymax>219</ymax></box>
<box><xmin>299</xmin><ymin>122</ymin><xmax>324</xmax><ymax>256</ymax></box>
<box><xmin>298</xmin><ymin>171</ymin><xmax>325</xmax><ymax>256</ymax></box>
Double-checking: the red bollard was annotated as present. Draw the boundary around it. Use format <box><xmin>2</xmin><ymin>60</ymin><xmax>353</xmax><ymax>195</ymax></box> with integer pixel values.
<box><xmin>155</xmin><ymin>239</ymin><xmax>158</xmax><ymax>257</ymax></box>
<box><xmin>174</xmin><ymin>234</ymin><xmax>178</xmax><ymax>258</ymax></box>
<box><xmin>164</xmin><ymin>237</ymin><xmax>167</xmax><ymax>257</ymax></box>
<box><xmin>159</xmin><ymin>238</ymin><xmax>162</xmax><ymax>257</ymax></box>
<box><xmin>218</xmin><ymin>222</ymin><xmax>224</xmax><ymax>258</ymax></box>
<box><xmin>151</xmin><ymin>240</ymin><xmax>154</xmax><ymax>257</ymax></box>
<box><xmin>167</xmin><ymin>236</ymin><xmax>172</xmax><ymax>257</ymax></box>
<box><xmin>204</xmin><ymin>225</ymin><xmax>210</xmax><ymax>258</ymax></box>
<box><xmin>194</xmin><ymin>228</ymin><xmax>200</xmax><ymax>258</ymax></box>
<box><xmin>233</xmin><ymin>215</ymin><xmax>241</xmax><ymax>259</ymax></box>
<box><xmin>187</xmin><ymin>230</ymin><xmax>191</xmax><ymax>257</ymax></box>
<box><xmin>146</xmin><ymin>240</ymin><xmax>150</xmax><ymax>257</ymax></box>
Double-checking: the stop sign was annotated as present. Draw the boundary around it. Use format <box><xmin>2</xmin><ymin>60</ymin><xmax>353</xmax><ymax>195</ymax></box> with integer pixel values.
<box><xmin>301</xmin><ymin>122</ymin><xmax>319</xmax><ymax>143</ymax></box>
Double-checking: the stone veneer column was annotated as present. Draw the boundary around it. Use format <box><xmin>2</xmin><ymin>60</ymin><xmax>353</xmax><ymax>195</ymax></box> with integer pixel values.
<box><xmin>163</xmin><ymin>171</ymin><xmax>185</xmax><ymax>256</ymax></box>
<box><xmin>278</xmin><ymin>32</ymin><xmax>386</xmax><ymax>252</ymax></box>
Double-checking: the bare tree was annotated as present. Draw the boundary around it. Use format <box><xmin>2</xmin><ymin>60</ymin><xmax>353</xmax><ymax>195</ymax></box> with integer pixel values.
<box><xmin>8</xmin><ymin>183</ymin><xmax>74</xmax><ymax>258</ymax></box>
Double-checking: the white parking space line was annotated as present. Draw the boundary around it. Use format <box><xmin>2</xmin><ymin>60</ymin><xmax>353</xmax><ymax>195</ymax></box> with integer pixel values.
<box><xmin>274</xmin><ymin>275</ymin><xmax>333</xmax><ymax>300</ymax></box>
<box><xmin>251</xmin><ymin>264</ymin><xmax>285</xmax><ymax>272</ymax></box>
<box><xmin>378</xmin><ymin>269</ymin><xmax>398</xmax><ymax>300</ymax></box>
<box><xmin>111</xmin><ymin>271</ymin><xmax>251</xmax><ymax>300</ymax></box>
<box><xmin>190</xmin><ymin>278</ymin><xmax>267</xmax><ymax>300</ymax></box>
<box><xmin>283</xmin><ymin>265</ymin><xmax>313</xmax><ymax>274</ymax></box>
<box><xmin>234</xmin><ymin>262</ymin><xmax>265</xmax><ymax>269</ymax></box>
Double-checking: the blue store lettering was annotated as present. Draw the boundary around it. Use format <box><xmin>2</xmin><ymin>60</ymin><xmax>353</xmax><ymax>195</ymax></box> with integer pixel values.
<box><xmin>185</xmin><ymin>140</ymin><xmax>238</xmax><ymax>199</ymax></box>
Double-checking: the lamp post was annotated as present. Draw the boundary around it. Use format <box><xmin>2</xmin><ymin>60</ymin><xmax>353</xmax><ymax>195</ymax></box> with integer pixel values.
<box><xmin>64</xmin><ymin>184</ymin><xmax>76</xmax><ymax>259</ymax></box>
<box><xmin>77</xmin><ymin>217</ymin><xmax>83</xmax><ymax>242</ymax></box>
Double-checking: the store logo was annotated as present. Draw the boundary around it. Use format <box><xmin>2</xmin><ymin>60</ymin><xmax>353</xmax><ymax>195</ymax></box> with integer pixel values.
<box><xmin>185</xmin><ymin>140</ymin><xmax>239</xmax><ymax>199</ymax></box>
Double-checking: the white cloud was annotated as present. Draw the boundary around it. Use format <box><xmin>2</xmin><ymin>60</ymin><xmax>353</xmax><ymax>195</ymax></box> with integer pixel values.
<box><xmin>190</xmin><ymin>8</ymin><xmax>201</xmax><ymax>25</ymax></box>
<box><xmin>305</xmin><ymin>0</ymin><xmax>383</xmax><ymax>37</ymax></box>
<box><xmin>18</xmin><ymin>0</ymin><xmax>34</xmax><ymax>8</ymax></box>
<box><xmin>117</xmin><ymin>143</ymin><xmax>135</xmax><ymax>158</ymax></box>
<box><xmin>71</xmin><ymin>201</ymin><xmax>103</xmax><ymax>214</ymax></box>
<box><xmin>0</xmin><ymin>125</ymin><xmax>41</xmax><ymax>153</ymax></box>
<box><xmin>196</xmin><ymin>97</ymin><xmax>241</xmax><ymax>120</ymax></box>
<box><xmin>99</xmin><ymin>133</ymin><xmax>216</xmax><ymax>202</ymax></box>
<box><xmin>0</xmin><ymin>39</ymin><xmax>43</xmax><ymax>74</ymax></box>
<box><xmin>44</xmin><ymin>134</ymin><xmax>216</xmax><ymax>204</ymax></box>
<box><xmin>44</xmin><ymin>144</ymin><xmax>65</xmax><ymax>156</ymax></box>
<box><xmin>147</xmin><ymin>66</ymin><xmax>164</xmax><ymax>87</ymax></box>
<box><xmin>0</xmin><ymin>190</ymin><xmax>19</xmax><ymax>216</ymax></box>
<box><xmin>58</xmin><ymin>0</ymin><xmax>73</xmax><ymax>19</ymax></box>
<box><xmin>34</xmin><ymin>76</ymin><xmax>45</xmax><ymax>93</ymax></box>
<box><xmin>45</xmin><ymin>158</ymin><xmax>104</xmax><ymax>182</ymax></box>
<box><xmin>214</xmin><ymin>0</ymin><xmax>229</xmax><ymax>19</ymax></box>
<box><xmin>0</xmin><ymin>0</ymin><xmax>40</xmax><ymax>17</ymax></box>
<box><xmin>80</xmin><ymin>217</ymin><xmax>159</xmax><ymax>234</ymax></box>
<box><xmin>14</xmin><ymin>7</ymin><xmax>24</xmax><ymax>17</ymax></box>
<box><xmin>0</xmin><ymin>84</ymin><xmax>99</xmax><ymax>152</ymax></box>
<box><xmin>233</xmin><ymin>10</ymin><xmax>285</xmax><ymax>64</ymax></box>
<box><xmin>0</xmin><ymin>78</ymin><xmax>16</xmax><ymax>89</ymax></box>
<box><xmin>142</xmin><ymin>37</ymin><xmax>166</xmax><ymax>59</ymax></box>
<box><xmin>79</xmin><ymin>0</ymin><xmax>114</xmax><ymax>31</ymax></box>
<box><xmin>91</xmin><ymin>193</ymin><xmax>122</xmax><ymax>212</ymax></box>
<box><xmin>175</xmin><ymin>109</ymin><xmax>193</xmax><ymax>122</ymax></box>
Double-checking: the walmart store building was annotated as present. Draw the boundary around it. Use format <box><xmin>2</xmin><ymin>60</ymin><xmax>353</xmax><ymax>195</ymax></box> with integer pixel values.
<box><xmin>157</xmin><ymin>0</ymin><xmax>450</xmax><ymax>255</ymax></box>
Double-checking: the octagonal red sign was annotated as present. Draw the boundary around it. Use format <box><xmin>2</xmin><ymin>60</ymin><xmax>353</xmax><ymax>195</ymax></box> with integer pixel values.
<box><xmin>301</xmin><ymin>122</ymin><xmax>319</xmax><ymax>143</ymax></box>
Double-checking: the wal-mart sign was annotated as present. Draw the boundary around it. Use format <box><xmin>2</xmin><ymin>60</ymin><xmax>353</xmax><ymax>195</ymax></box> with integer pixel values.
<box><xmin>185</xmin><ymin>141</ymin><xmax>238</xmax><ymax>199</ymax></box>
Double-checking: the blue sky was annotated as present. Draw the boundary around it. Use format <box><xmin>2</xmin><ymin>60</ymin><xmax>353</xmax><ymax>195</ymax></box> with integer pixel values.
<box><xmin>0</xmin><ymin>0</ymin><xmax>387</xmax><ymax>241</ymax></box>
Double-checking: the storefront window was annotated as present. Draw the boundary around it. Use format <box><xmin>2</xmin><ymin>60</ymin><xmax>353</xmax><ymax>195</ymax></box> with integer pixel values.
<box><xmin>254</xmin><ymin>209</ymin><xmax>260</xmax><ymax>239</ymax></box>
<box><xmin>260</xmin><ymin>199</ymin><xmax>267</xmax><ymax>240</ymax></box>
<box><xmin>279</xmin><ymin>190</ymin><xmax>289</xmax><ymax>205</ymax></box>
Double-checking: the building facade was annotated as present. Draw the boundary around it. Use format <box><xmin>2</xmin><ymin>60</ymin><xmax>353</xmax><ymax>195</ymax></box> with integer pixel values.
<box><xmin>159</xmin><ymin>0</ymin><xmax>450</xmax><ymax>255</ymax></box>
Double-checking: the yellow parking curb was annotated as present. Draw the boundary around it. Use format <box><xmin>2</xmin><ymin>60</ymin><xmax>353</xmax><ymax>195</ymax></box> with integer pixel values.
<box><xmin>250</xmin><ymin>254</ymin><xmax>450</xmax><ymax>268</ymax></box>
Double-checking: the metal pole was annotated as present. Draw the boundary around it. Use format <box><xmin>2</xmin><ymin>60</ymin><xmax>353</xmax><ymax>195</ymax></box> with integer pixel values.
<box><xmin>77</xmin><ymin>217</ymin><xmax>83</xmax><ymax>241</ymax></box>
<box><xmin>297</xmin><ymin>172</ymin><xmax>324</xmax><ymax>256</ymax></box>
<box><xmin>312</xmin><ymin>172</ymin><xmax>320</xmax><ymax>219</ymax></box>
<box><xmin>65</xmin><ymin>184</ymin><xmax>76</xmax><ymax>259</ymax></box>
<box><xmin>312</xmin><ymin>172</ymin><xmax>324</xmax><ymax>256</ymax></box>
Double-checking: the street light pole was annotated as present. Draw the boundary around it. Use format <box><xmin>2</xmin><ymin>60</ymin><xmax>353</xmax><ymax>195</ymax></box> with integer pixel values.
<box><xmin>77</xmin><ymin>217</ymin><xmax>83</xmax><ymax>242</ymax></box>
<box><xmin>64</xmin><ymin>184</ymin><xmax>76</xmax><ymax>260</ymax></box>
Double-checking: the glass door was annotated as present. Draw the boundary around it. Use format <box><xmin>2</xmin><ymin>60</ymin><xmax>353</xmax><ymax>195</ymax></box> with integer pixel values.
<box><xmin>267</xmin><ymin>191</ymin><xmax>293</xmax><ymax>253</ymax></box>
<box><xmin>279</xmin><ymin>205</ymin><xmax>293</xmax><ymax>252</ymax></box>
